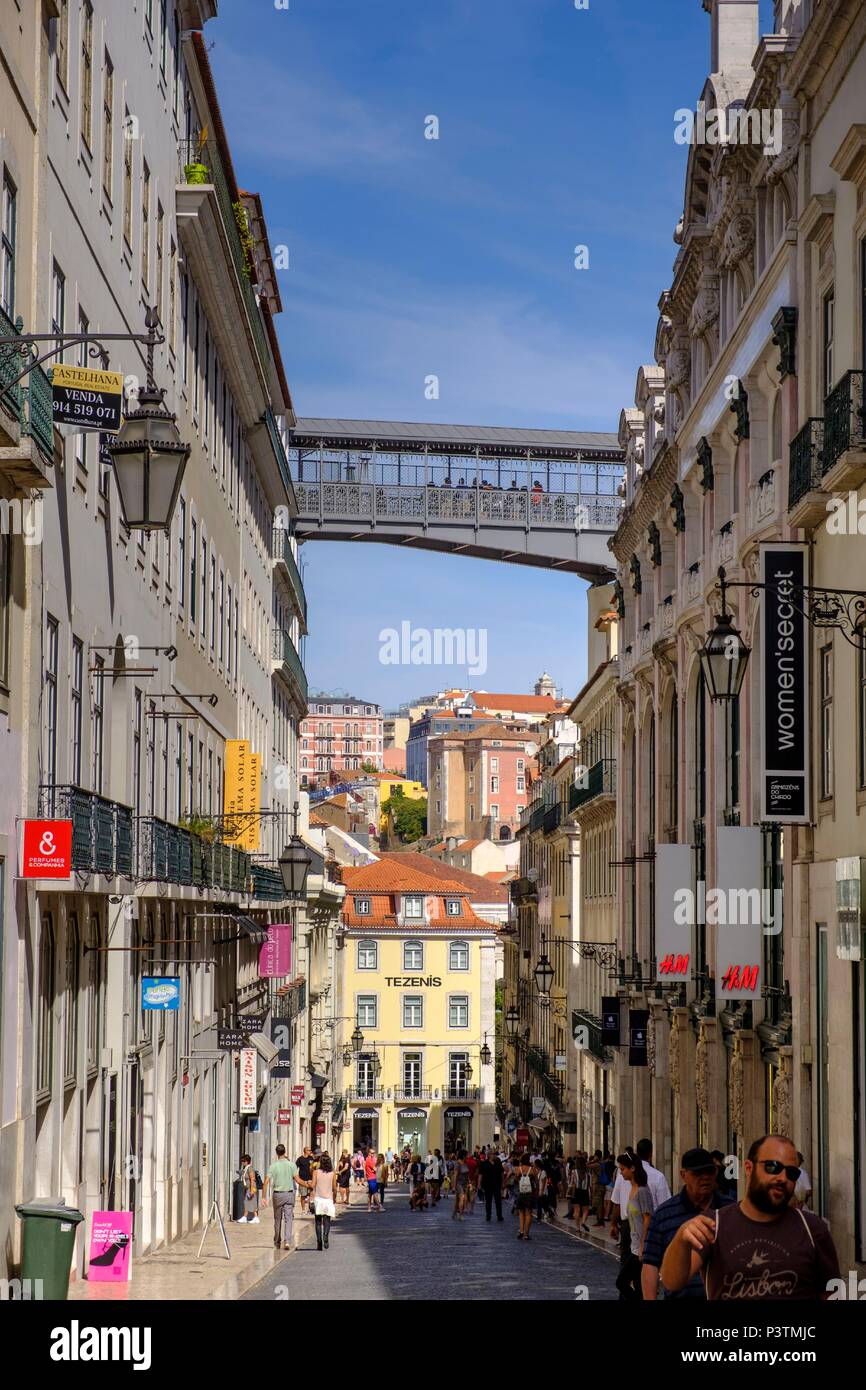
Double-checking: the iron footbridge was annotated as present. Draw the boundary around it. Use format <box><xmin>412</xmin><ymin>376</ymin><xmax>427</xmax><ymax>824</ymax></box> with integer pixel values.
<box><xmin>287</xmin><ymin>418</ymin><xmax>624</xmax><ymax>579</ymax></box>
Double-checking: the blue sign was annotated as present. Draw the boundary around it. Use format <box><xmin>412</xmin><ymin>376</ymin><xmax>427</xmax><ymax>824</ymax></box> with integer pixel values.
<box><xmin>142</xmin><ymin>976</ymin><xmax>181</xmax><ymax>1011</ymax></box>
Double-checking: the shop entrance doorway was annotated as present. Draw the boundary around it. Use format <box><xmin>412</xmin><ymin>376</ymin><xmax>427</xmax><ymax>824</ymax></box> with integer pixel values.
<box><xmin>444</xmin><ymin>1107</ymin><xmax>473</xmax><ymax>1154</ymax></box>
<box><xmin>352</xmin><ymin>1109</ymin><xmax>379</xmax><ymax>1153</ymax></box>
<box><xmin>396</xmin><ymin>1108</ymin><xmax>427</xmax><ymax>1157</ymax></box>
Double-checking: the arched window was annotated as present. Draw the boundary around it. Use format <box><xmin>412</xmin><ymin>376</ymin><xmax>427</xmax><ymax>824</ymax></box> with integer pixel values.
<box><xmin>357</xmin><ymin>938</ymin><xmax>377</xmax><ymax>970</ymax></box>
<box><xmin>449</xmin><ymin>940</ymin><xmax>470</xmax><ymax>971</ymax></box>
<box><xmin>694</xmin><ymin>672</ymin><xmax>706</xmax><ymax>822</ymax></box>
<box><xmin>403</xmin><ymin>939</ymin><xmax>423</xmax><ymax>972</ymax></box>
<box><xmin>37</xmin><ymin>913</ymin><xmax>55</xmax><ymax>1097</ymax></box>
<box><xmin>667</xmin><ymin>694</ymin><xmax>678</xmax><ymax>834</ymax></box>
<box><xmin>499</xmin><ymin>824</ymin><xmax>511</xmax><ymax>841</ymax></box>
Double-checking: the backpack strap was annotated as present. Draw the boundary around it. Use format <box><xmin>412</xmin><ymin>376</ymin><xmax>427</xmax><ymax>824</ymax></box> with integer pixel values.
<box><xmin>794</xmin><ymin>1205</ymin><xmax>816</xmax><ymax>1249</ymax></box>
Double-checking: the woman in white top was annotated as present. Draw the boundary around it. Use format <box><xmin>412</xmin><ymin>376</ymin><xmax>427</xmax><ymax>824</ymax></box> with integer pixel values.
<box><xmin>313</xmin><ymin>1154</ymin><xmax>337</xmax><ymax>1251</ymax></box>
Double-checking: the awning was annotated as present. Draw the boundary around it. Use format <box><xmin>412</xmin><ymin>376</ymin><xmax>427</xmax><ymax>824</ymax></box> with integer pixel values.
<box><xmin>249</xmin><ymin>1032</ymin><xmax>279</xmax><ymax>1065</ymax></box>
<box><xmin>235</xmin><ymin>914</ymin><xmax>270</xmax><ymax>946</ymax></box>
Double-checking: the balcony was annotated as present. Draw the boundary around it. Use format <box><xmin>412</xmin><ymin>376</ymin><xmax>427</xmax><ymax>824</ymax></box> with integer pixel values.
<box><xmin>822</xmin><ymin>369</ymin><xmax>866</xmax><ymax>483</ymax></box>
<box><xmin>38</xmin><ymin>786</ymin><xmax>133</xmax><ymax>877</ymax></box>
<box><xmin>394</xmin><ymin>1086</ymin><xmax>433</xmax><ymax>1102</ymax></box>
<box><xmin>443</xmin><ymin>1086</ymin><xmax>479</xmax><ymax>1101</ymax></box>
<box><xmin>682</xmin><ymin>558</ymin><xmax>703</xmax><ymax>606</ymax></box>
<box><xmin>571</xmin><ymin>1008</ymin><xmax>614</xmax><ymax>1064</ymax></box>
<box><xmin>716</xmin><ymin>519</ymin><xmax>736</xmax><ymax>567</ymax></box>
<box><xmin>510</xmin><ymin>876</ymin><xmax>538</xmax><ymax>905</ymax></box>
<box><xmin>262</xmin><ymin>409</ymin><xmax>298</xmax><ymax>514</ymax></box>
<box><xmin>528</xmin><ymin>803</ymin><xmax>547</xmax><ymax>834</ymax></box>
<box><xmin>542</xmin><ymin>803</ymin><xmax>562</xmax><ymax>836</ymax></box>
<box><xmin>639</xmin><ymin>621</ymin><xmax>653</xmax><ymax>657</ymax></box>
<box><xmin>251</xmin><ymin>864</ymin><xmax>286</xmax><ymax>900</ymax></box>
<box><xmin>656</xmin><ymin>595</ymin><xmax>674</xmax><ymax>641</ymax></box>
<box><xmin>788</xmin><ymin>419</ymin><xmax>826</xmax><ymax>524</ymax></box>
<box><xmin>271</xmin><ymin>628</ymin><xmax>309</xmax><ymax>714</ymax></box>
<box><xmin>569</xmin><ymin>758</ymin><xmax>616</xmax><ymax>818</ymax></box>
<box><xmin>272</xmin><ymin>527</ymin><xmax>308</xmax><ymax>632</ymax></box>
<box><xmin>0</xmin><ymin>307</ymin><xmax>56</xmax><ymax>486</ymax></box>
<box><xmin>346</xmin><ymin>1087</ymin><xmax>384</xmax><ymax>1103</ymax></box>
<box><xmin>136</xmin><ymin>815</ymin><xmax>252</xmax><ymax>891</ymax></box>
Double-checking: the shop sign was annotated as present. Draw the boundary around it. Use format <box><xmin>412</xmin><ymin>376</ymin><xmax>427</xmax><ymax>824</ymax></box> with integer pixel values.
<box><xmin>259</xmin><ymin>924</ymin><xmax>292</xmax><ymax>979</ymax></box>
<box><xmin>444</xmin><ymin>1107</ymin><xmax>473</xmax><ymax>1118</ymax></box>
<box><xmin>237</xmin><ymin>1012</ymin><xmax>266</xmax><ymax>1032</ymax></box>
<box><xmin>516</xmin><ymin>1127</ymin><xmax>530</xmax><ymax>1151</ymax></box>
<box><xmin>397</xmin><ymin>1107</ymin><xmax>427</xmax><ymax>1119</ymax></box>
<box><xmin>239</xmin><ymin>1047</ymin><xmax>257</xmax><ymax>1114</ymax></box>
<box><xmin>291</xmin><ymin>1087</ymin><xmax>304</xmax><ymax>1106</ymax></box>
<box><xmin>217</xmin><ymin>1028</ymin><xmax>246</xmax><ymax>1051</ymax></box>
<box><xmin>531</xmin><ymin>1096</ymin><xmax>546</xmax><ymax>1117</ymax></box>
<box><xmin>315</xmin><ymin>1122</ymin><xmax>326</xmax><ymax>1134</ymax></box>
<box><xmin>141</xmin><ymin>977</ymin><xmax>181</xmax><ymax>1011</ymax></box>
<box><xmin>760</xmin><ymin>542</ymin><xmax>810</xmax><ymax>822</ymax></box>
<box><xmin>51</xmin><ymin>363</ymin><xmax>124</xmax><ymax>432</ymax></box>
<box><xmin>655</xmin><ymin>843</ymin><xmax>693</xmax><ymax>981</ymax></box>
<box><xmin>87</xmin><ymin>1212</ymin><xmax>133</xmax><ymax>1282</ymax></box>
<box><xmin>353</xmin><ymin>1108</ymin><xmax>378</xmax><ymax>1119</ymax></box>
<box><xmin>715</xmin><ymin>825</ymin><xmax>763</xmax><ymax>1001</ymax></box>
<box><xmin>628</xmin><ymin>1010</ymin><xmax>649</xmax><ymax>1067</ymax></box>
<box><xmin>277</xmin><ymin>1109</ymin><xmax>292</xmax><ymax>1125</ymax></box>
<box><xmin>601</xmin><ymin>997</ymin><xmax>621</xmax><ymax>1047</ymax></box>
<box><xmin>21</xmin><ymin>819</ymin><xmax>73</xmax><ymax>879</ymax></box>
<box><xmin>554</xmin><ymin>1054</ymin><xmax>566</xmax><ymax>1071</ymax></box>
<box><xmin>223</xmin><ymin>739</ymin><xmax>261</xmax><ymax>850</ymax></box>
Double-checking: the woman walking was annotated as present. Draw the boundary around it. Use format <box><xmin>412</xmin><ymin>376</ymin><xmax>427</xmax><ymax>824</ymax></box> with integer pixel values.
<box><xmin>452</xmin><ymin>1149</ymin><xmax>470</xmax><ymax>1221</ymax></box>
<box><xmin>336</xmin><ymin>1151</ymin><xmax>351</xmax><ymax>1205</ymax></box>
<box><xmin>312</xmin><ymin>1154</ymin><xmax>338</xmax><ymax>1250</ymax></box>
<box><xmin>572</xmin><ymin>1153</ymin><xmax>591</xmax><ymax>1232</ymax></box>
<box><xmin>515</xmin><ymin>1154</ymin><xmax>538</xmax><ymax>1240</ymax></box>
<box><xmin>614</xmin><ymin>1151</ymin><xmax>653</xmax><ymax>1298</ymax></box>
<box><xmin>375</xmin><ymin>1152</ymin><xmax>389</xmax><ymax>1209</ymax></box>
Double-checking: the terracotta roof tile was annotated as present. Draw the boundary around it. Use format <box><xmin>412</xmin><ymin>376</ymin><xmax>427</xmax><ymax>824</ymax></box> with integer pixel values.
<box><xmin>379</xmin><ymin>852</ymin><xmax>508</xmax><ymax>903</ymax></box>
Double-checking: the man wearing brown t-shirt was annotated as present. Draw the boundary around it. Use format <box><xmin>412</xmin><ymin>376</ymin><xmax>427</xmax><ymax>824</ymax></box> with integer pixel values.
<box><xmin>661</xmin><ymin>1134</ymin><xmax>840</xmax><ymax>1300</ymax></box>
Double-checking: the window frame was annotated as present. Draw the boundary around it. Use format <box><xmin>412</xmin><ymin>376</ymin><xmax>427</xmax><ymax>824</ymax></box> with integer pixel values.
<box><xmin>449</xmin><ymin>939</ymin><xmax>470</xmax><ymax>971</ymax></box>
<box><xmin>356</xmin><ymin>993</ymin><xmax>378</xmax><ymax>1029</ymax></box>
<box><xmin>402</xmin><ymin>994</ymin><xmax>423</xmax><ymax>1029</ymax></box>
<box><xmin>403</xmin><ymin>939</ymin><xmax>423</xmax><ymax>972</ymax></box>
<box><xmin>356</xmin><ymin>936</ymin><xmax>377</xmax><ymax>969</ymax></box>
<box><xmin>402</xmin><ymin>894</ymin><xmax>423</xmax><ymax>920</ymax></box>
<box><xmin>448</xmin><ymin>993</ymin><xmax>470</xmax><ymax>1029</ymax></box>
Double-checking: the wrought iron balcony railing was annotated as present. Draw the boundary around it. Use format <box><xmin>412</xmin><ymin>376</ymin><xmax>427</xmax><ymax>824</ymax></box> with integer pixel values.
<box><xmin>788</xmin><ymin>418</ymin><xmax>825</xmax><ymax>508</ymax></box>
<box><xmin>543</xmin><ymin>803</ymin><xmax>562</xmax><ymax>835</ymax></box>
<box><xmin>251</xmin><ymin>864</ymin><xmax>286</xmax><ymax>900</ymax></box>
<box><xmin>0</xmin><ymin>307</ymin><xmax>55</xmax><ymax>461</ymax></box>
<box><xmin>569</xmin><ymin>757</ymin><xmax>616</xmax><ymax>812</ymax></box>
<box><xmin>38</xmin><ymin>785</ymin><xmax>133</xmax><ymax>876</ymax></box>
<box><xmin>272</xmin><ymin>628</ymin><xmax>309</xmax><ymax>708</ymax></box>
<box><xmin>823</xmin><ymin>370</ymin><xmax>866</xmax><ymax>472</ymax></box>
<box><xmin>272</xmin><ymin>527</ymin><xmax>308</xmax><ymax>629</ymax></box>
<box><xmin>346</xmin><ymin>1087</ymin><xmax>384</xmax><ymax>1102</ymax></box>
<box><xmin>509</xmin><ymin>876</ymin><xmax>538</xmax><ymax>904</ymax></box>
<box><xmin>136</xmin><ymin>815</ymin><xmax>252</xmax><ymax>891</ymax></box>
<box><xmin>443</xmin><ymin>1086</ymin><xmax>479</xmax><ymax>1101</ymax></box>
<box><xmin>394</xmin><ymin>1085</ymin><xmax>433</xmax><ymax>1101</ymax></box>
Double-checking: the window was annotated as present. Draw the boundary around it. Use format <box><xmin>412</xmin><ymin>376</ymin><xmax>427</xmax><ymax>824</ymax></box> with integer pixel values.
<box><xmin>356</xmin><ymin>1054</ymin><xmax>378</xmax><ymax>1096</ymax></box>
<box><xmin>193</xmin><ymin>301</ymin><xmax>200</xmax><ymax>411</ymax></box>
<box><xmin>122</xmin><ymin>109</ymin><xmax>133</xmax><ymax>243</ymax></box>
<box><xmin>85</xmin><ymin>914</ymin><xmax>102</xmax><ymax>1072</ymax></box>
<box><xmin>490</xmin><ymin>804</ymin><xmax>499</xmax><ymax>821</ymax></box>
<box><xmin>132</xmin><ymin>689</ymin><xmax>143</xmax><ymax>814</ymax></box>
<box><xmin>403</xmin><ymin>940</ymin><xmax>423</xmax><ymax>971</ymax></box>
<box><xmin>209</xmin><ymin>552</ymin><xmax>216</xmax><ymax>649</ymax></box>
<box><xmin>0</xmin><ymin>533</ymin><xmax>10</xmax><ymax>688</ymax></box>
<box><xmin>80</xmin><ymin>2</ymin><xmax>93</xmax><ymax>148</ymax></box>
<box><xmin>357</xmin><ymin>936</ymin><xmax>377</xmax><ymax>968</ymax></box>
<box><xmin>403</xmin><ymin>895</ymin><xmax>423</xmax><ymax>920</ymax></box>
<box><xmin>141</xmin><ymin>162</ymin><xmax>151</xmax><ymax>290</ymax></box>
<box><xmin>403</xmin><ymin>1052</ymin><xmax>422</xmax><ymax>1095</ymax></box>
<box><xmin>168</xmin><ymin>240</ymin><xmax>176</xmax><ymax>353</ymax></box>
<box><xmin>189</xmin><ymin>516</ymin><xmax>197</xmax><ymax>621</ymax></box>
<box><xmin>449</xmin><ymin>994</ymin><xmax>469</xmax><ymax>1028</ymax></box>
<box><xmin>159</xmin><ymin>0</ymin><xmax>168</xmax><ymax>76</ymax></box>
<box><xmin>51</xmin><ymin>261</ymin><xmax>65</xmax><ymax>360</ymax></box>
<box><xmin>102</xmin><ymin>52</ymin><xmax>114</xmax><ymax>196</ymax></box>
<box><xmin>200</xmin><ymin>533</ymin><xmax>206</xmax><ymax>637</ymax></box>
<box><xmin>71</xmin><ymin>638</ymin><xmax>83</xmax><ymax>785</ymax></box>
<box><xmin>178</xmin><ymin>498</ymin><xmax>186</xmax><ymax>608</ymax></box>
<box><xmin>820</xmin><ymin>645</ymin><xmax>833</xmax><ymax>800</ymax></box>
<box><xmin>357</xmin><ymin>995</ymin><xmax>377</xmax><ymax>1028</ymax></box>
<box><xmin>402</xmin><ymin>995</ymin><xmax>423</xmax><ymax>1028</ymax></box>
<box><xmin>449</xmin><ymin>939</ymin><xmax>469</xmax><ymax>969</ymax></box>
<box><xmin>516</xmin><ymin>774</ymin><xmax>525</xmax><ymax>793</ymax></box>
<box><xmin>517</xmin><ymin>758</ymin><xmax>524</xmax><ymax>773</ymax></box>
<box><xmin>218</xmin><ymin>570</ymin><xmax>225</xmax><ymax>662</ymax></box>
<box><xmin>64</xmin><ymin>914</ymin><xmax>80</xmax><ymax>1084</ymax></box>
<box><xmin>44</xmin><ymin>616</ymin><xmax>59</xmax><ymax>787</ymax></box>
<box><xmin>449</xmin><ymin>1053</ymin><xmax>469</xmax><ymax>1096</ymax></box>
<box><xmin>1</xmin><ymin>170</ymin><xmax>16</xmax><ymax>318</ymax></box>
<box><xmin>37</xmin><ymin>914</ymin><xmax>55</xmax><ymax>1097</ymax></box>
<box><xmin>91</xmin><ymin>654</ymin><xmax>104</xmax><ymax>792</ymax></box>
<box><xmin>446</xmin><ymin>899</ymin><xmax>462</xmax><ymax>918</ymax></box>
<box><xmin>226</xmin><ymin>583</ymin><xmax>233</xmax><ymax>676</ymax></box>
<box><xmin>490</xmin><ymin>775</ymin><xmax>499</xmax><ymax>793</ymax></box>
<box><xmin>56</xmin><ymin>0</ymin><xmax>70</xmax><ymax>91</ymax></box>
<box><xmin>155</xmin><ymin>203</ymin><xmax>165</xmax><ymax>327</ymax></box>
<box><xmin>186</xmin><ymin>731</ymin><xmax>194</xmax><ymax>812</ymax></box>
<box><xmin>822</xmin><ymin>289</ymin><xmax>835</xmax><ymax>399</ymax></box>
<box><xmin>491</xmin><ymin>757</ymin><xmax>499</xmax><ymax>772</ymax></box>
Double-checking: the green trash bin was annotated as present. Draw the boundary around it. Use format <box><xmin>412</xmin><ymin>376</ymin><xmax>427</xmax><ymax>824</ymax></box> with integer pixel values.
<box><xmin>15</xmin><ymin>1198</ymin><xmax>85</xmax><ymax>1300</ymax></box>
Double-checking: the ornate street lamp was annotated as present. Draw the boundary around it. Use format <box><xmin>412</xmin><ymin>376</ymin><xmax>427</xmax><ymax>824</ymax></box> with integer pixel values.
<box><xmin>341</xmin><ymin>1047</ymin><xmax>353</xmax><ymax>1068</ymax></box>
<box><xmin>278</xmin><ymin>801</ymin><xmax>312</xmax><ymax>899</ymax></box>
<box><xmin>464</xmin><ymin>1061</ymin><xmax>473</xmax><ymax>1081</ymax></box>
<box><xmin>505</xmin><ymin>1005</ymin><xmax>520</xmax><ymax>1040</ymax></box>
<box><xmin>107</xmin><ymin>308</ymin><xmax>191</xmax><ymax>532</ymax></box>
<box><xmin>533</xmin><ymin>934</ymin><xmax>555</xmax><ymax>996</ymax></box>
<box><xmin>699</xmin><ymin>567</ymin><xmax>751</xmax><ymax>703</ymax></box>
<box><xmin>480</xmin><ymin>1034</ymin><xmax>492</xmax><ymax>1067</ymax></box>
<box><xmin>351</xmin><ymin>1023</ymin><xmax>364</xmax><ymax>1053</ymax></box>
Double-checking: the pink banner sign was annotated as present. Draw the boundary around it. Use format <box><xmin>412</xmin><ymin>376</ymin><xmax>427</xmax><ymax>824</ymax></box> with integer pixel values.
<box><xmin>87</xmin><ymin>1211</ymin><xmax>133</xmax><ymax>1282</ymax></box>
<box><xmin>258</xmin><ymin>923</ymin><xmax>292</xmax><ymax>978</ymax></box>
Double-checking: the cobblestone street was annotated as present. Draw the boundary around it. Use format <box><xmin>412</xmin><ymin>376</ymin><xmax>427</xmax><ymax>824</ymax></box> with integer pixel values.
<box><xmin>243</xmin><ymin>1192</ymin><xmax>619</xmax><ymax>1301</ymax></box>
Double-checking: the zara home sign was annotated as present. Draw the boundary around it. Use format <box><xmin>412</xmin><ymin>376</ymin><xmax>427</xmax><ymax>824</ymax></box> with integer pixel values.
<box><xmin>760</xmin><ymin>543</ymin><xmax>810</xmax><ymax>823</ymax></box>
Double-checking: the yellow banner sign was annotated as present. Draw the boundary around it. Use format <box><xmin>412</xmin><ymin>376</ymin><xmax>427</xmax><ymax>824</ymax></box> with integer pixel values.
<box><xmin>51</xmin><ymin>364</ymin><xmax>124</xmax><ymax>393</ymax></box>
<box><xmin>223</xmin><ymin>740</ymin><xmax>261</xmax><ymax>850</ymax></box>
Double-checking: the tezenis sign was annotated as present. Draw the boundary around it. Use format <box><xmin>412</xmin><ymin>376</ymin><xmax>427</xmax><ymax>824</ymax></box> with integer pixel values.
<box><xmin>384</xmin><ymin>976</ymin><xmax>442</xmax><ymax>987</ymax></box>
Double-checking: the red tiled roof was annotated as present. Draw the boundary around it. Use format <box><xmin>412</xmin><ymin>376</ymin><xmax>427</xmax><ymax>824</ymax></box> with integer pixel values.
<box><xmin>468</xmin><ymin>692</ymin><xmax>566</xmax><ymax>712</ymax></box>
<box><xmin>342</xmin><ymin>859</ymin><xmax>468</xmax><ymax>895</ymax></box>
<box><xmin>379</xmin><ymin>852</ymin><xmax>508</xmax><ymax>903</ymax></box>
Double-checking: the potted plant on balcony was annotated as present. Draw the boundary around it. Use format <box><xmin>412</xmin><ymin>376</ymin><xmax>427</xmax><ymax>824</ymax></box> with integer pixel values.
<box><xmin>184</xmin><ymin>127</ymin><xmax>210</xmax><ymax>184</ymax></box>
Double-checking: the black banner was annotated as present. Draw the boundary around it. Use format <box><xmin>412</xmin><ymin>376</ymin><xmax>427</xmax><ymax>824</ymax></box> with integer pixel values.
<box><xmin>601</xmin><ymin>997</ymin><xmax>621</xmax><ymax>1047</ymax></box>
<box><xmin>217</xmin><ymin>1028</ymin><xmax>246</xmax><ymax>1051</ymax></box>
<box><xmin>628</xmin><ymin>1010</ymin><xmax>649</xmax><ymax>1066</ymax></box>
<box><xmin>760</xmin><ymin>543</ymin><xmax>810</xmax><ymax>822</ymax></box>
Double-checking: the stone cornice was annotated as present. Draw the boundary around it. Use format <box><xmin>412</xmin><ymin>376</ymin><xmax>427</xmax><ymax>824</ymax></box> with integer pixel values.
<box><xmin>611</xmin><ymin>449</ymin><xmax>678</xmax><ymax>562</ymax></box>
<box><xmin>786</xmin><ymin>0</ymin><xmax>866</xmax><ymax>110</ymax></box>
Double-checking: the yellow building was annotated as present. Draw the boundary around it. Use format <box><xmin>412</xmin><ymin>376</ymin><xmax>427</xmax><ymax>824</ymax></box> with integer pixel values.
<box><xmin>338</xmin><ymin>859</ymin><xmax>498</xmax><ymax>1155</ymax></box>
<box><xmin>343</xmin><ymin>770</ymin><xmax>426</xmax><ymax>832</ymax></box>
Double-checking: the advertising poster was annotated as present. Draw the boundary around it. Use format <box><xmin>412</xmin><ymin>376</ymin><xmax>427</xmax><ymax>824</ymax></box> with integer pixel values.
<box><xmin>87</xmin><ymin>1211</ymin><xmax>133</xmax><ymax>1282</ymax></box>
<box><xmin>258</xmin><ymin>923</ymin><xmax>292</xmax><ymax>978</ymax></box>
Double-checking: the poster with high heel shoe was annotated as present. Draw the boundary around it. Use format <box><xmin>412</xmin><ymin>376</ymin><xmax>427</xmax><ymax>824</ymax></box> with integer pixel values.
<box><xmin>87</xmin><ymin>1212</ymin><xmax>133</xmax><ymax>1282</ymax></box>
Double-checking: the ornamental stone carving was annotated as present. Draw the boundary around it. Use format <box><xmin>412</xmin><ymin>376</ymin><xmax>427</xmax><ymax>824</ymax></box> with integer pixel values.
<box><xmin>773</xmin><ymin>1056</ymin><xmax>793</xmax><ymax>1138</ymax></box>
<box><xmin>766</xmin><ymin>105</ymin><xmax>800</xmax><ymax>184</ymax></box>
<box><xmin>647</xmin><ymin>1014</ymin><xmax>657</xmax><ymax>1076</ymax></box>
<box><xmin>695</xmin><ymin>1028</ymin><xmax>708</xmax><ymax>1117</ymax></box>
<box><xmin>721</xmin><ymin>211</ymin><xmax>756</xmax><ymax>269</ymax></box>
<box><xmin>729</xmin><ymin>1043</ymin><xmax>744</xmax><ymax>1137</ymax></box>
<box><xmin>669</xmin><ymin>1022</ymin><xmax>680</xmax><ymax>1097</ymax></box>
<box><xmin>689</xmin><ymin>275</ymin><xmax>720</xmax><ymax>337</ymax></box>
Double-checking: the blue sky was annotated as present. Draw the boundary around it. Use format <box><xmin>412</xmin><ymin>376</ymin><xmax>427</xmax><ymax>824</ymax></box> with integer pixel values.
<box><xmin>211</xmin><ymin>0</ymin><xmax>775</xmax><ymax>709</ymax></box>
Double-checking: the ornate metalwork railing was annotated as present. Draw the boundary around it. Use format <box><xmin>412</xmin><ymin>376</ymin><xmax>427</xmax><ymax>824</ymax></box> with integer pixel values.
<box><xmin>272</xmin><ymin>628</ymin><xmax>309</xmax><ymax>706</ymax></box>
<box><xmin>293</xmin><ymin>479</ymin><xmax>622</xmax><ymax>530</ymax></box>
<box><xmin>788</xmin><ymin>418</ymin><xmax>824</xmax><ymax>507</ymax></box>
<box><xmin>272</xmin><ymin>528</ymin><xmax>308</xmax><ymax>628</ymax></box>
<box><xmin>823</xmin><ymin>370</ymin><xmax>866</xmax><ymax>472</ymax></box>
<box><xmin>38</xmin><ymin>785</ymin><xmax>133</xmax><ymax>876</ymax></box>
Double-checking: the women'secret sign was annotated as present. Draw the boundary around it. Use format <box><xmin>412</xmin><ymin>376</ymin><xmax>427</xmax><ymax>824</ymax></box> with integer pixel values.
<box><xmin>760</xmin><ymin>543</ymin><xmax>810</xmax><ymax>823</ymax></box>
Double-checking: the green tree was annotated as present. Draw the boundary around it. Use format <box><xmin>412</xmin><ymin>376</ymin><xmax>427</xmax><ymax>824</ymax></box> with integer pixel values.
<box><xmin>382</xmin><ymin>787</ymin><xmax>427</xmax><ymax>844</ymax></box>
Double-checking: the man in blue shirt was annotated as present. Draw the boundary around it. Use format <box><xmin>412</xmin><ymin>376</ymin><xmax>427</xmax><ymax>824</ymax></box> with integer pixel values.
<box><xmin>641</xmin><ymin>1146</ymin><xmax>735</xmax><ymax>1299</ymax></box>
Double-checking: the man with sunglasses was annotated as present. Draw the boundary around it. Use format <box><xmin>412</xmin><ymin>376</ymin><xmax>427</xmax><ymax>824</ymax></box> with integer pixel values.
<box><xmin>641</xmin><ymin>1147</ymin><xmax>735</xmax><ymax>1300</ymax></box>
<box><xmin>661</xmin><ymin>1134</ymin><xmax>841</xmax><ymax>1300</ymax></box>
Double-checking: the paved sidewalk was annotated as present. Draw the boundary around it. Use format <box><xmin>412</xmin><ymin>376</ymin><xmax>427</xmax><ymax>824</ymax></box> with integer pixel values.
<box><xmin>545</xmin><ymin>1198</ymin><xmax>620</xmax><ymax>1257</ymax></box>
<box><xmin>68</xmin><ymin>1204</ymin><xmax>318</xmax><ymax>1302</ymax></box>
